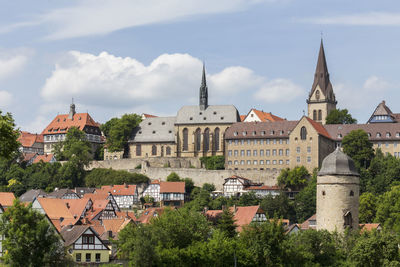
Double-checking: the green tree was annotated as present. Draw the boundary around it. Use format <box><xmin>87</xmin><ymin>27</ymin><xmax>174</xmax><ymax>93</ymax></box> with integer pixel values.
<box><xmin>375</xmin><ymin>185</ymin><xmax>400</xmax><ymax>231</ymax></box>
<box><xmin>166</xmin><ymin>172</ymin><xmax>181</xmax><ymax>181</ymax></box>
<box><xmin>216</xmin><ymin>208</ymin><xmax>237</xmax><ymax>238</ymax></box>
<box><xmin>0</xmin><ymin>111</ymin><xmax>20</xmax><ymax>160</ymax></box>
<box><xmin>104</xmin><ymin>114</ymin><xmax>141</xmax><ymax>152</ymax></box>
<box><xmin>202</xmin><ymin>183</ymin><xmax>216</xmax><ymax>192</ymax></box>
<box><xmin>85</xmin><ymin>168</ymin><xmax>149</xmax><ymax>187</ymax></box>
<box><xmin>58</xmin><ymin>126</ymin><xmax>92</xmax><ymax>165</ymax></box>
<box><xmin>359</xmin><ymin>192</ymin><xmax>377</xmax><ymax>223</ymax></box>
<box><xmin>278</xmin><ymin>166</ymin><xmax>310</xmax><ymax>190</ymax></box>
<box><xmin>293</xmin><ymin>171</ymin><xmax>317</xmax><ymax>222</ymax></box>
<box><xmin>0</xmin><ymin>199</ymin><xmax>67</xmax><ymax>266</ymax></box>
<box><xmin>200</xmin><ymin>156</ymin><xmax>225</xmax><ymax>170</ymax></box>
<box><xmin>260</xmin><ymin>193</ymin><xmax>295</xmax><ymax>221</ymax></box>
<box><xmin>325</xmin><ymin>108</ymin><xmax>357</xmax><ymax>124</ymax></box>
<box><xmin>342</xmin><ymin>129</ymin><xmax>375</xmax><ymax>169</ymax></box>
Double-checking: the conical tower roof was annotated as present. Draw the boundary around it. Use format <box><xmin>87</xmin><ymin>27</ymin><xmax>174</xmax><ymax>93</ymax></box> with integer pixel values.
<box><xmin>318</xmin><ymin>148</ymin><xmax>359</xmax><ymax>176</ymax></box>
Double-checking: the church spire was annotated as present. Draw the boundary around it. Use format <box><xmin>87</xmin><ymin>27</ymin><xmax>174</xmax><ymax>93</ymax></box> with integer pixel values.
<box><xmin>199</xmin><ymin>63</ymin><xmax>208</xmax><ymax>110</ymax></box>
<box><xmin>313</xmin><ymin>39</ymin><xmax>330</xmax><ymax>94</ymax></box>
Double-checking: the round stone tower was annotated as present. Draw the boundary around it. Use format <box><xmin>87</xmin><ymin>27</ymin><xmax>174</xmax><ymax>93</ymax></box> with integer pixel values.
<box><xmin>316</xmin><ymin>148</ymin><xmax>359</xmax><ymax>233</ymax></box>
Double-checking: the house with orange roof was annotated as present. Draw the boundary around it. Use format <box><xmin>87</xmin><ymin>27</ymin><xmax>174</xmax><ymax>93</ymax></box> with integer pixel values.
<box><xmin>137</xmin><ymin>207</ymin><xmax>166</xmax><ymax>224</ymax></box>
<box><xmin>17</xmin><ymin>131</ymin><xmax>44</xmax><ymax>154</ymax></box>
<box><xmin>0</xmin><ymin>192</ymin><xmax>16</xmax><ymax>209</ymax></box>
<box><xmin>83</xmin><ymin>192</ymin><xmax>120</xmax><ymax>212</ymax></box>
<box><xmin>160</xmin><ymin>181</ymin><xmax>185</xmax><ymax>207</ymax></box>
<box><xmin>243</xmin><ymin>109</ymin><xmax>285</xmax><ymax>123</ymax></box>
<box><xmin>142</xmin><ymin>180</ymin><xmax>161</xmax><ymax>202</ymax></box>
<box><xmin>101</xmin><ymin>184</ymin><xmax>139</xmax><ymax>209</ymax></box>
<box><xmin>47</xmin><ymin>188</ymin><xmax>79</xmax><ymax>199</ymax></box>
<box><xmin>300</xmin><ymin>214</ymin><xmax>317</xmax><ymax>230</ymax></box>
<box><xmin>64</xmin><ymin>198</ymin><xmax>93</xmax><ymax>219</ymax></box>
<box><xmin>223</xmin><ymin>175</ymin><xmax>260</xmax><ymax>197</ymax></box>
<box><xmin>359</xmin><ymin>223</ymin><xmax>382</xmax><ymax>232</ymax></box>
<box><xmin>32</xmin><ymin>153</ymin><xmax>56</xmax><ymax>164</ymax></box>
<box><xmin>41</xmin><ymin>102</ymin><xmax>103</xmax><ymax>155</ymax></box>
<box><xmin>85</xmin><ymin>199</ymin><xmax>118</xmax><ymax>221</ymax></box>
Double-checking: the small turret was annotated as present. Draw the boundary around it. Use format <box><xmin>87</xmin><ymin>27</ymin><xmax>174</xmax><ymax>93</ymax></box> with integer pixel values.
<box><xmin>199</xmin><ymin>63</ymin><xmax>208</xmax><ymax>110</ymax></box>
<box><xmin>69</xmin><ymin>100</ymin><xmax>76</xmax><ymax>120</ymax></box>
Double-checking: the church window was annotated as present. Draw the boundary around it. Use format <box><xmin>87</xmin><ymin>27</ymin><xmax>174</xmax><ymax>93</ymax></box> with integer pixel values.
<box><xmin>195</xmin><ymin>128</ymin><xmax>201</xmax><ymax>151</ymax></box>
<box><xmin>166</xmin><ymin>146</ymin><xmax>171</xmax><ymax>156</ymax></box>
<box><xmin>136</xmin><ymin>144</ymin><xmax>141</xmax><ymax>156</ymax></box>
<box><xmin>203</xmin><ymin>128</ymin><xmax>210</xmax><ymax>151</ymax></box>
<box><xmin>316</xmin><ymin>90</ymin><xmax>320</xmax><ymax>100</ymax></box>
<box><xmin>152</xmin><ymin>145</ymin><xmax>157</xmax><ymax>156</ymax></box>
<box><xmin>183</xmin><ymin>128</ymin><xmax>188</xmax><ymax>151</ymax></box>
<box><xmin>214</xmin><ymin>128</ymin><xmax>220</xmax><ymax>151</ymax></box>
<box><xmin>349</xmin><ymin>190</ymin><xmax>354</xmax><ymax>196</ymax></box>
<box><xmin>313</xmin><ymin>110</ymin><xmax>317</xmax><ymax>120</ymax></box>
<box><xmin>300</xmin><ymin>126</ymin><xmax>307</xmax><ymax>140</ymax></box>
<box><xmin>318</xmin><ymin>110</ymin><xmax>322</xmax><ymax>121</ymax></box>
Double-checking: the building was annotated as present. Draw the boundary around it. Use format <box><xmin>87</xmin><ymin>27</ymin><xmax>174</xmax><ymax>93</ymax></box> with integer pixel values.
<box><xmin>142</xmin><ymin>180</ymin><xmax>161</xmax><ymax>202</ymax></box>
<box><xmin>41</xmin><ymin>102</ymin><xmax>103</xmax><ymax>154</ymax></box>
<box><xmin>306</xmin><ymin>39</ymin><xmax>337</xmax><ymax>124</ymax></box>
<box><xmin>245</xmin><ymin>185</ymin><xmax>280</xmax><ymax>198</ymax></box>
<box><xmin>0</xmin><ymin>192</ymin><xmax>16</xmax><ymax>209</ymax></box>
<box><xmin>47</xmin><ymin>188</ymin><xmax>80</xmax><ymax>199</ymax></box>
<box><xmin>367</xmin><ymin>101</ymin><xmax>400</xmax><ymax>123</ymax></box>
<box><xmin>223</xmin><ymin>175</ymin><xmax>256</xmax><ymax>197</ymax></box>
<box><xmin>243</xmin><ymin>109</ymin><xmax>284</xmax><ymax>123</ymax></box>
<box><xmin>74</xmin><ymin>187</ymin><xmax>96</xmax><ymax>198</ymax></box>
<box><xmin>61</xmin><ymin>225</ymin><xmax>110</xmax><ymax>264</ymax></box>
<box><xmin>100</xmin><ymin>184</ymin><xmax>139</xmax><ymax>209</ymax></box>
<box><xmin>19</xmin><ymin>189</ymin><xmax>47</xmax><ymax>203</ymax></box>
<box><xmin>160</xmin><ymin>181</ymin><xmax>185</xmax><ymax>207</ymax></box>
<box><xmin>17</xmin><ymin>131</ymin><xmax>44</xmax><ymax>154</ymax></box>
<box><xmin>316</xmin><ymin>148</ymin><xmax>360</xmax><ymax>233</ymax></box>
<box><xmin>137</xmin><ymin>207</ymin><xmax>165</xmax><ymax>224</ymax></box>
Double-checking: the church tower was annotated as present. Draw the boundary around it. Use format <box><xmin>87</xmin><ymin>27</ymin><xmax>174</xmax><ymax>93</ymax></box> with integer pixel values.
<box><xmin>316</xmin><ymin>148</ymin><xmax>359</xmax><ymax>233</ymax></box>
<box><xmin>307</xmin><ymin>39</ymin><xmax>337</xmax><ymax>124</ymax></box>
<box><xmin>199</xmin><ymin>64</ymin><xmax>208</xmax><ymax>111</ymax></box>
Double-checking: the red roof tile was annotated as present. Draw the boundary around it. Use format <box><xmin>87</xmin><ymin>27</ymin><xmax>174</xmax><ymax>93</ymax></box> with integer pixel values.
<box><xmin>138</xmin><ymin>207</ymin><xmax>165</xmax><ymax>224</ymax></box>
<box><xmin>0</xmin><ymin>192</ymin><xmax>15</xmax><ymax>207</ymax></box>
<box><xmin>240</xmin><ymin>115</ymin><xmax>246</xmax><ymax>122</ymax></box>
<box><xmin>360</xmin><ymin>223</ymin><xmax>381</xmax><ymax>232</ymax></box>
<box><xmin>304</xmin><ymin>117</ymin><xmax>331</xmax><ymax>139</ymax></box>
<box><xmin>18</xmin><ymin>131</ymin><xmax>43</xmax><ymax>147</ymax></box>
<box><xmin>41</xmin><ymin>113</ymin><xmax>99</xmax><ymax>135</ymax></box>
<box><xmin>251</xmin><ymin>109</ymin><xmax>285</xmax><ymax>122</ymax></box>
<box><xmin>101</xmin><ymin>184</ymin><xmax>137</xmax><ymax>196</ymax></box>
<box><xmin>231</xmin><ymin>205</ymin><xmax>263</xmax><ymax>232</ymax></box>
<box><xmin>63</xmin><ymin>198</ymin><xmax>90</xmax><ymax>218</ymax></box>
<box><xmin>159</xmin><ymin>182</ymin><xmax>185</xmax><ymax>193</ymax></box>
<box><xmin>32</xmin><ymin>154</ymin><xmax>55</xmax><ymax>164</ymax></box>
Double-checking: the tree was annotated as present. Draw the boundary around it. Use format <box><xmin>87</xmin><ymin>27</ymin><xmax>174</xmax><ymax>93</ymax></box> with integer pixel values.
<box><xmin>375</xmin><ymin>185</ymin><xmax>400</xmax><ymax>231</ymax></box>
<box><xmin>103</xmin><ymin>114</ymin><xmax>141</xmax><ymax>153</ymax></box>
<box><xmin>57</xmin><ymin>127</ymin><xmax>92</xmax><ymax>166</ymax></box>
<box><xmin>260</xmin><ymin>193</ymin><xmax>295</xmax><ymax>221</ymax></box>
<box><xmin>293</xmin><ymin>171</ymin><xmax>317</xmax><ymax>222</ymax></box>
<box><xmin>216</xmin><ymin>208</ymin><xmax>237</xmax><ymax>238</ymax></box>
<box><xmin>0</xmin><ymin>111</ymin><xmax>20</xmax><ymax>160</ymax></box>
<box><xmin>202</xmin><ymin>183</ymin><xmax>216</xmax><ymax>192</ymax></box>
<box><xmin>325</xmin><ymin>109</ymin><xmax>357</xmax><ymax>124</ymax></box>
<box><xmin>0</xmin><ymin>199</ymin><xmax>67</xmax><ymax>266</ymax></box>
<box><xmin>85</xmin><ymin>168</ymin><xmax>149</xmax><ymax>187</ymax></box>
<box><xmin>166</xmin><ymin>172</ymin><xmax>181</xmax><ymax>181</ymax></box>
<box><xmin>359</xmin><ymin>192</ymin><xmax>377</xmax><ymax>223</ymax></box>
<box><xmin>278</xmin><ymin>166</ymin><xmax>310</xmax><ymax>189</ymax></box>
<box><xmin>342</xmin><ymin>129</ymin><xmax>374</xmax><ymax>169</ymax></box>
<box><xmin>200</xmin><ymin>156</ymin><xmax>225</xmax><ymax>170</ymax></box>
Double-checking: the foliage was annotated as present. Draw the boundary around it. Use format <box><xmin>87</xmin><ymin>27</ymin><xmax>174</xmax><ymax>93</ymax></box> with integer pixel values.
<box><xmin>55</xmin><ymin>126</ymin><xmax>92</xmax><ymax>165</ymax></box>
<box><xmin>216</xmin><ymin>208</ymin><xmax>237</xmax><ymax>238</ymax></box>
<box><xmin>0</xmin><ymin>199</ymin><xmax>67</xmax><ymax>266</ymax></box>
<box><xmin>278</xmin><ymin>166</ymin><xmax>310</xmax><ymax>189</ymax></box>
<box><xmin>359</xmin><ymin>192</ymin><xmax>377</xmax><ymax>223</ymax></box>
<box><xmin>85</xmin><ymin>168</ymin><xmax>149</xmax><ymax>187</ymax></box>
<box><xmin>0</xmin><ymin>110</ymin><xmax>20</xmax><ymax>161</ymax></box>
<box><xmin>237</xmin><ymin>191</ymin><xmax>259</xmax><ymax>206</ymax></box>
<box><xmin>200</xmin><ymin>156</ymin><xmax>225</xmax><ymax>170</ymax></box>
<box><xmin>166</xmin><ymin>172</ymin><xmax>195</xmax><ymax>195</ymax></box>
<box><xmin>342</xmin><ymin>129</ymin><xmax>374</xmax><ymax>169</ymax></box>
<box><xmin>166</xmin><ymin>172</ymin><xmax>181</xmax><ymax>181</ymax></box>
<box><xmin>102</xmin><ymin>114</ymin><xmax>141</xmax><ymax>152</ymax></box>
<box><xmin>325</xmin><ymin>108</ymin><xmax>357</xmax><ymax>124</ymax></box>
<box><xmin>202</xmin><ymin>183</ymin><xmax>216</xmax><ymax>192</ymax></box>
<box><xmin>293</xmin><ymin>171</ymin><xmax>317</xmax><ymax>222</ymax></box>
<box><xmin>375</xmin><ymin>185</ymin><xmax>400</xmax><ymax>231</ymax></box>
<box><xmin>94</xmin><ymin>144</ymin><xmax>104</xmax><ymax>160</ymax></box>
<box><xmin>260</xmin><ymin>193</ymin><xmax>295</xmax><ymax>221</ymax></box>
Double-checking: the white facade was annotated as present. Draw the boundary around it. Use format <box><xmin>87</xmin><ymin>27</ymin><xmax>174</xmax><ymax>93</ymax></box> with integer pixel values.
<box><xmin>223</xmin><ymin>177</ymin><xmax>250</xmax><ymax>197</ymax></box>
<box><xmin>246</xmin><ymin>188</ymin><xmax>280</xmax><ymax>198</ymax></box>
<box><xmin>142</xmin><ymin>183</ymin><xmax>161</xmax><ymax>202</ymax></box>
<box><xmin>73</xmin><ymin>228</ymin><xmax>108</xmax><ymax>250</ymax></box>
<box><xmin>113</xmin><ymin>193</ymin><xmax>138</xmax><ymax>209</ymax></box>
<box><xmin>243</xmin><ymin>110</ymin><xmax>261</xmax><ymax>122</ymax></box>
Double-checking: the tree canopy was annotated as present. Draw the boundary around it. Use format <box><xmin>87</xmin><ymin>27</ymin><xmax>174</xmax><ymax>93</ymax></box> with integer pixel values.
<box><xmin>277</xmin><ymin>166</ymin><xmax>310</xmax><ymax>189</ymax></box>
<box><xmin>342</xmin><ymin>129</ymin><xmax>374</xmax><ymax>169</ymax></box>
<box><xmin>325</xmin><ymin>109</ymin><xmax>357</xmax><ymax>124</ymax></box>
<box><xmin>0</xmin><ymin>110</ymin><xmax>20</xmax><ymax>161</ymax></box>
<box><xmin>85</xmin><ymin>168</ymin><xmax>149</xmax><ymax>187</ymax></box>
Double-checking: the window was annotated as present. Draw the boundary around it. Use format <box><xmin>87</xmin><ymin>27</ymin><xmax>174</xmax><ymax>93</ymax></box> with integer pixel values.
<box><xmin>82</xmin><ymin>234</ymin><xmax>95</xmax><ymax>244</ymax></box>
<box><xmin>183</xmin><ymin>128</ymin><xmax>188</xmax><ymax>151</ymax></box>
<box><xmin>344</xmin><ymin>212</ymin><xmax>353</xmax><ymax>229</ymax></box>
<box><xmin>229</xmin><ymin>140</ymin><xmax>232</xmax><ymax>145</ymax></box>
<box><xmin>240</xmin><ymin>160</ymin><xmax>245</xmax><ymax>165</ymax></box>
<box><xmin>313</xmin><ymin>110</ymin><xmax>317</xmax><ymax>120</ymax></box>
<box><xmin>241</xmin><ymin>150</ymin><xmax>245</xmax><ymax>156</ymax></box>
<box><xmin>322</xmin><ymin>191</ymin><xmax>326</xmax><ymax>196</ymax></box>
<box><xmin>286</xmin><ymin>149</ymin><xmax>290</xmax><ymax>156</ymax></box>
<box><xmin>252</xmin><ymin>131</ymin><xmax>256</xmax><ymax>136</ymax></box>
<box><xmin>228</xmin><ymin>161</ymin><xmax>232</xmax><ymax>165</ymax></box>
<box><xmin>247</xmin><ymin>150</ymin><xmax>251</xmax><ymax>156</ymax></box>
<box><xmin>270</xmin><ymin>130</ymin><xmax>274</xmax><ymax>135</ymax></box>
<box><xmin>241</xmin><ymin>140</ymin><xmax>244</xmax><ymax>145</ymax></box>
<box><xmin>234</xmin><ymin>150</ymin><xmax>238</xmax><ymax>156</ymax></box>
<box><xmin>247</xmin><ymin>139</ymin><xmax>251</xmax><ymax>145</ymax></box>
<box><xmin>279</xmin><ymin>149</ymin><xmax>283</xmax><ymax>156</ymax></box>
<box><xmin>386</xmin><ymin>142</ymin><xmax>389</xmax><ymax>148</ymax></box>
<box><xmin>253</xmin><ymin>160</ymin><xmax>258</xmax><ymax>165</ymax></box>
<box><xmin>307</xmin><ymin>146</ymin><xmax>311</xmax><ymax>153</ymax></box>
<box><xmin>136</xmin><ymin>144</ymin><xmax>141</xmax><ymax>156</ymax></box>
<box><xmin>272</xmin><ymin>160</ymin><xmax>277</xmax><ymax>165</ymax></box>
<box><xmin>214</xmin><ymin>128</ymin><xmax>220</xmax><ymax>151</ymax></box>
<box><xmin>95</xmin><ymin>253</ymin><xmax>101</xmax><ymax>263</ymax></box>
<box><xmin>152</xmin><ymin>145</ymin><xmax>157</xmax><ymax>156</ymax></box>
<box><xmin>247</xmin><ymin>160</ymin><xmax>251</xmax><ymax>165</ymax></box>
<box><xmin>296</xmin><ymin>147</ymin><xmax>300</xmax><ymax>153</ymax></box>
<box><xmin>242</xmin><ymin>131</ymin><xmax>247</xmax><ymax>136</ymax></box>
<box><xmin>266</xmin><ymin>139</ymin><xmax>270</xmax><ymax>145</ymax></box>
<box><xmin>266</xmin><ymin>160</ymin><xmax>270</xmax><ymax>165</ymax></box>
<box><xmin>260</xmin><ymin>150</ymin><xmax>264</xmax><ymax>156</ymax></box>
<box><xmin>297</xmin><ymin>156</ymin><xmax>300</xmax><ymax>163</ymax></box>
<box><xmin>234</xmin><ymin>160</ymin><xmax>239</xmax><ymax>165</ymax></box>
<box><xmin>203</xmin><ymin>128</ymin><xmax>210</xmax><ymax>151</ymax></box>
<box><xmin>234</xmin><ymin>132</ymin><xmax>238</xmax><ymax>136</ymax></box>
<box><xmin>377</xmin><ymin>132</ymin><xmax>381</xmax><ymax>138</ymax></box>
<box><xmin>235</xmin><ymin>140</ymin><xmax>239</xmax><ymax>145</ymax></box>
<box><xmin>273</xmin><ymin>139</ymin><xmax>277</xmax><ymax>144</ymax></box>
<box><xmin>272</xmin><ymin>149</ymin><xmax>277</xmax><ymax>156</ymax></box>
<box><xmin>279</xmin><ymin>139</ymin><xmax>283</xmax><ymax>144</ymax></box>
<box><xmin>300</xmin><ymin>126</ymin><xmax>307</xmax><ymax>140</ymax></box>
<box><xmin>86</xmin><ymin>253</ymin><xmax>91</xmax><ymax>263</ymax></box>
<box><xmin>228</xmin><ymin>150</ymin><xmax>232</xmax><ymax>156</ymax></box>
<box><xmin>260</xmin><ymin>160</ymin><xmax>264</xmax><ymax>165</ymax></box>
<box><xmin>386</xmin><ymin>132</ymin><xmax>391</xmax><ymax>138</ymax></box>
<box><xmin>316</xmin><ymin>90</ymin><xmax>320</xmax><ymax>100</ymax></box>
<box><xmin>307</xmin><ymin>157</ymin><xmax>311</xmax><ymax>163</ymax></box>
<box><xmin>195</xmin><ymin>128</ymin><xmax>201</xmax><ymax>151</ymax></box>
<box><xmin>350</xmin><ymin>190</ymin><xmax>354</xmax><ymax>196</ymax></box>
<box><xmin>166</xmin><ymin>146</ymin><xmax>171</xmax><ymax>155</ymax></box>
<box><xmin>253</xmin><ymin>150</ymin><xmax>257</xmax><ymax>156</ymax></box>
<box><xmin>279</xmin><ymin>160</ymin><xmax>283</xmax><ymax>165</ymax></box>
<box><xmin>76</xmin><ymin>253</ymin><xmax>81</xmax><ymax>262</ymax></box>
<box><xmin>318</xmin><ymin>110</ymin><xmax>322</xmax><ymax>121</ymax></box>
<box><xmin>260</xmin><ymin>139</ymin><xmax>264</xmax><ymax>144</ymax></box>
<box><xmin>266</xmin><ymin>150</ymin><xmax>270</xmax><ymax>156</ymax></box>
<box><xmin>286</xmin><ymin>160</ymin><xmax>289</xmax><ymax>165</ymax></box>
<box><xmin>378</xmin><ymin>142</ymin><xmax>382</xmax><ymax>147</ymax></box>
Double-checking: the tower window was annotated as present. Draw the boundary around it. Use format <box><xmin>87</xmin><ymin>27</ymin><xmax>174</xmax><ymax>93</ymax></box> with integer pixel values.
<box><xmin>322</xmin><ymin>191</ymin><xmax>326</xmax><ymax>196</ymax></box>
<box><xmin>318</xmin><ymin>110</ymin><xmax>322</xmax><ymax>121</ymax></box>
<box><xmin>349</xmin><ymin>190</ymin><xmax>354</xmax><ymax>196</ymax></box>
<box><xmin>313</xmin><ymin>110</ymin><xmax>317</xmax><ymax>120</ymax></box>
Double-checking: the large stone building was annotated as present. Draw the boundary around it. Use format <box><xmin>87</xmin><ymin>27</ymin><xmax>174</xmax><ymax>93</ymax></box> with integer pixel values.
<box><xmin>127</xmin><ymin>65</ymin><xmax>240</xmax><ymax>159</ymax></box>
<box><xmin>42</xmin><ymin>103</ymin><xmax>103</xmax><ymax>154</ymax></box>
<box><xmin>316</xmin><ymin>148</ymin><xmax>360</xmax><ymax>233</ymax></box>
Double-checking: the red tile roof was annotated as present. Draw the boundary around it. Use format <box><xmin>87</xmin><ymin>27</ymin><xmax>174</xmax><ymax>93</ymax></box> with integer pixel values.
<box><xmin>22</xmin><ymin>153</ymin><xmax>37</xmax><ymax>162</ymax></box>
<box><xmin>138</xmin><ymin>207</ymin><xmax>165</xmax><ymax>224</ymax></box>
<box><xmin>41</xmin><ymin>113</ymin><xmax>99</xmax><ymax>135</ymax></box>
<box><xmin>250</xmin><ymin>109</ymin><xmax>285</xmax><ymax>122</ymax></box>
<box><xmin>63</xmin><ymin>198</ymin><xmax>90</xmax><ymax>219</ymax></box>
<box><xmin>231</xmin><ymin>205</ymin><xmax>263</xmax><ymax>232</ymax></box>
<box><xmin>159</xmin><ymin>182</ymin><xmax>185</xmax><ymax>193</ymax></box>
<box><xmin>32</xmin><ymin>154</ymin><xmax>55</xmax><ymax>164</ymax></box>
<box><xmin>18</xmin><ymin>131</ymin><xmax>43</xmax><ymax>147</ymax></box>
<box><xmin>151</xmin><ymin>179</ymin><xmax>160</xmax><ymax>185</ymax></box>
<box><xmin>0</xmin><ymin>192</ymin><xmax>15</xmax><ymax>207</ymax></box>
<box><xmin>142</xmin><ymin>113</ymin><xmax>157</xmax><ymax>119</ymax></box>
<box><xmin>304</xmin><ymin>117</ymin><xmax>331</xmax><ymax>139</ymax></box>
<box><xmin>300</xmin><ymin>214</ymin><xmax>317</xmax><ymax>230</ymax></box>
<box><xmin>37</xmin><ymin>197</ymin><xmax>78</xmax><ymax>231</ymax></box>
<box><xmin>240</xmin><ymin>115</ymin><xmax>246</xmax><ymax>122</ymax></box>
<box><xmin>360</xmin><ymin>223</ymin><xmax>382</xmax><ymax>232</ymax></box>
<box><xmin>101</xmin><ymin>184</ymin><xmax>137</xmax><ymax>196</ymax></box>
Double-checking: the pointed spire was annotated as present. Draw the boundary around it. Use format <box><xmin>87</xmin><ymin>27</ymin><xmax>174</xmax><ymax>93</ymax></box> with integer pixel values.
<box><xmin>315</xmin><ymin>39</ymin><xmax>329</xmax><ymax>78</ymax></box>
<box><xmin>199</xmin><ymin>62</ymin><xmax>208</xmax><ymax>110</ymax></box>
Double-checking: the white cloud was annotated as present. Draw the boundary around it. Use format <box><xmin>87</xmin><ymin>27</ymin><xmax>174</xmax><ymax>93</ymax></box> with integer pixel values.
<box><xmin>1</xmin><ymin>0</ymin><xmax>270</xmax><ymax>40</ymax></box>
<box><xmin>302</xmin><ymin>12</ymin><xmax>400</xmax><ymax>26</ymax></box>
<box><xmin>0</xmin><ymin>54</ymin><xmax>28</xmax><ymax>80</ymax></box>
<box><xmin>253</xmin><ymin>78</ymin><xmax>304</xmax><ymax>103</ymax></box>
<box><xmin>0</xmin><ymin>91</ymin><xmax>12</xmax><ymax>109</ymax></box>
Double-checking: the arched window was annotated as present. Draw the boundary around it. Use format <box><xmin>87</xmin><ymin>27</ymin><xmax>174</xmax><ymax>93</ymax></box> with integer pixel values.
<box><xmin>300</xmin><ymin>126</ymin><xmax>307</xmax><ymax>140</ymax></box>
<box><xmin>151</xmin><ymin>145</ymin><xmax>157</xmax><ymax>156</ymax></box>
<box><xmin>214</xmin><ymin>128</ymin><xmax>220</xmax><ymax>151</ymax></box>
<box><xmin>182</xmin><ymin>128</ymin><xmax>188</xmax><ymax>151</ymax></box>
<box><xmin>136</xmin><ymin>144</ymin><xmax>141</xmax><ymax>156</ymax></box>
<box><xmin>344</xmin><ymin>211</ymin><xmax>353</xmax><ymax>229</ymax></box>
<box><xmin>203</xmin><ymin>128</ymin><xmax>210</xmax><ymax>151</ymax></box>
<box><xmin>318</xmin><ymin>110</ymin><xmax>322</xmax><ymax>121</ymax></box>
<box><xmin>315</xmin><ymin>90</ymin><xmax>320</xmax><ymax>100</ymax></box>
<box><xmin>166</xmin><ymin>146</ymin><xmax>171</xmax><ymax>156</ymax></box>
<box><xmin>313</xmin><ymin>110</ymin><xmax>317</xmax><ymax>120</ymax></box>
<box><xmin>195</xmin><ymin>128</ymin><xmax>201</xmax><ymax>151</ymax></box>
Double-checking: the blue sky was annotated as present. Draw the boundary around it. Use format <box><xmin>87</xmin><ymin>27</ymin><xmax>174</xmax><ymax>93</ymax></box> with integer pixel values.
<box><xmin>0</xmin><ymin>0</ymin><xmax>399</xmax><ymax>132</ymax></box>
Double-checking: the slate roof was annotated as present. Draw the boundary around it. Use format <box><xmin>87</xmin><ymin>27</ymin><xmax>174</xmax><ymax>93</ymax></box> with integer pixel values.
<box><xmin>129</xmin><ymin>117</ymin><xmax>176</xmax><ymax>143</ymax></box>
<box><xmin>175</xmin><ymin>105</ymin><xmax>240</xmax><ymax>124</ymax></box>
<box><xmin>47</xmin><ymin>188</ymin><xmax>78</xmax><ymax>199</ymax></box>
<box><xmin>225</xmin><ymin>121</ymin><xmax>298</xmax><ymax>139</ymax></box>
<box><xmin>324</xmin><ymin>123</ymin><xmax>400</xmax><ymax>141</ymax></box>
<box><xmin>19</xmin><ymin>189</ymin><xmax>47</xmax><ymax>202</ymax></box>
<box><xmin>61</xmin><ymin>225</ymin><xmax>89</xmax><ymax>246</ymax></box>
<box><xmin>75</xmin><ymin>187</ymin><xmax>96</xmax><ymax>198</ymax></box>
<box><xmin>318</xmin><ymin>148</ymin><xmax>359</xmax><ymax>176</ymax></box>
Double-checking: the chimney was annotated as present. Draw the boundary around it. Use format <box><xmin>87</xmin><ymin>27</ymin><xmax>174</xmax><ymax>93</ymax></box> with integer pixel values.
<box><xmin>83</xmin><ymin>218</ymin><xmax>89</xmax><ymax>225</ymax></box>
<box><xmin>66</xmin><ymin>203</ymin><xmax>70</xmax><ymax>209</ymax></box>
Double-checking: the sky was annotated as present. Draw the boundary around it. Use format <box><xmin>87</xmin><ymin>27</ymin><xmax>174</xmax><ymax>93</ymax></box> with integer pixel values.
<box><xmin>1</xmin><ymin>0</ymin><xmax>400</xmax><ymax>133</ymax></box>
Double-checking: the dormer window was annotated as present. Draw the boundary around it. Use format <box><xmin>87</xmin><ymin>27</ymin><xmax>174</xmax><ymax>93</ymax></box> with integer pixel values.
<box><xmin>57</xmin><ymin>118</ymin><xmax>60</xmax><ymax>122</ymax></box>
<box><xmin>377</xmin><ymin>132</ymin><xmax>381</xmax><ymax>138</ymax></box>
<box><xmin>234</xmin><ymin>132</ymin><xmax>238</xmax><ymax>136</ymax></box>
<box><xmin>280</xmin><ymin>130</ymin><xmax>284</xmax><ymax>135</ymax></box>
<box><xmin>337</xmin><ymin>134</ymin><xmax>342</xmax><ymax>138</ymax></box>
<box><xmin>367</xmin><ymin>133</ymin><xmax>371</xmax><ymax>137</ymax></box>
<box><xmin>242</xmin><ymin>131</ymin><xmax>247</xmax><ymax>136</ymax></box>
<box><xmin>252</xmin><ymin>131</ymin><xmax>256</xmax><ymax>136</ymax></box>
<box><xmin>261</xmin><ymin>131</ymin><xmax>265</xmax><ymax>136</ymax></box>
<box><xmin>397</xmin><ymin>133</ymin><xmax>400</xmax><ymax>138</ymax></box>
<box><xmin>63</xmin><ymin>118</ymin><xmax>66</xmax><ymax>122</ymax></box>
<box><xmin>270</xmin><ymin>130</ymin><xmax>274</xmax><ymax>135</ymax></box>
<box><xmin>386</xmin><ymin>132</ymin><xmax>391</xmax><ymax>138</ymax></box>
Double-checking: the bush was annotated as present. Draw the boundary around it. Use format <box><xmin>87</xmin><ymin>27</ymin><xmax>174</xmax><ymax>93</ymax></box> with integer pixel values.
<box><xmin>85</xmin><ymin>168</ymin><xmax>149</xmax><ymax>187</ymax></box>
<box><xmin>200</xmin><ymin>156</ymin><xmax>225</xmax><ymax>170</ymax></box>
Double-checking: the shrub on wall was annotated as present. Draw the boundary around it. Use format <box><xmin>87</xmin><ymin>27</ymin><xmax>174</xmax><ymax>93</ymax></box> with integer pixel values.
<box><xmin>200</xmin><ymin>156</ymin><xmax>225</xmax><ymax>170</ymax></box>
<box><xmin>85</xmin><ymin>168</ymin><xmax>149</xmax><ymax>187</ymax></box>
